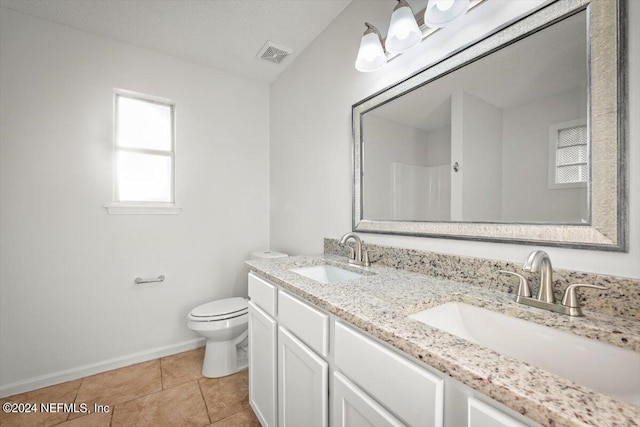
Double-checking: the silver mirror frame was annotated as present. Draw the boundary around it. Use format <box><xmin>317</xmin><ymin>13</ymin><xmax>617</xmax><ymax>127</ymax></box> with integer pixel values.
<box><xmin>352</xmin><ymin>0</ymin><xmax>627</xmax><ymax>251</ymax></box>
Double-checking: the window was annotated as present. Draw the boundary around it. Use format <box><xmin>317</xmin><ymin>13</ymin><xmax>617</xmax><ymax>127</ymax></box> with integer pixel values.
<box><xmin>548</xmin><ymin>119</ymin><xmax>588</xmax><ymax>189</ymax></box>
<box><xmin>107</xmin><ymin>90</ymin><xmax>180</xmax><ymax>214</ymax></box>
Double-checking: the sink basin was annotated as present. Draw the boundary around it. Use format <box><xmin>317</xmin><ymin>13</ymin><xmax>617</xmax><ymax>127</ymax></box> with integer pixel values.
<box><xmin>409</xmin><ymin>302</ymin><xmax>640</xmax><ymax>406</ymax></box>
<box><xmin>289</xmin><ymin>264</ymin><xmax>365</xmax><ymax>284</ymax></box>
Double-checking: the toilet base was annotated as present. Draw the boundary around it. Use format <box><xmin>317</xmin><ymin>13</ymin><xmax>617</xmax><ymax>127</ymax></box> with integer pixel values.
<box><xmin>202</xmin><ymin>334</ymin><xmax>248</xmax><ymax>378</ymax></box>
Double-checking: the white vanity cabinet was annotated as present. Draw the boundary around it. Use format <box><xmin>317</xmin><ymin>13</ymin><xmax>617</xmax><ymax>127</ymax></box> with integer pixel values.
<box><xmin>334</xmin><ymin>320</ymin><xmax>445</xmax><ymax>427</ymax></box>
<box><xmin>278</xmin><ymin>290</ymin><xmax>329</xmax><ymax>357</ymax></box>
<box><xmin>248</xmin><ymin>274</ymin><xmax>279</xmax><ymax>427</ymax></box>
<box><xmin>277</xmin><ymin>289</ymin><xmax>330</xmax><ymax>427</ymax></box>
<box><xmin>248</xmin><ymin>301</ymin><xmax>277</xmax><ymax>427</ymax></box>
<box><xmin>468</xmin><ymin>398</ymin><xmax>529</xmax><ymax>427</ymax></box>
<box><xmin>247</xmin><ymin>272</ymin><xmax>537</xmax><ymax>427</ymax></box>
<box><xmin>248</xmin><ymin>273</ymin><xmax>330</xmax><ymax>427</ymax></box>
<box><xmin>332</xmin><ymin>371</ymin><xmax>404</xmax><ymax>427</ymax></box>
<box><xmin>444</xmin><ymin>376</ymin><xmax>540</xmax><ymax>427</ymax></box>
<box><xmin>278</xmin><ymin>326</ymin><xmax>328</xmax><ymax>427</ymax></box>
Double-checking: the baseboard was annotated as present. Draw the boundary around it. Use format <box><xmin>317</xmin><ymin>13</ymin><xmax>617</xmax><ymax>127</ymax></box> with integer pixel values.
<box><xmin>0</xmin><ymin>338</ymin><xmax>205</xmax><ymax>398</ymax></box>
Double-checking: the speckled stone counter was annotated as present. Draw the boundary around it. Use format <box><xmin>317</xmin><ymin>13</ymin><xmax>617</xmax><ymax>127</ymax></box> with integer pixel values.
<box><xmin>245</xmin><ymin>255</ymin><xmax>640</xmax><ymax>427</ymax></box>
<box><xmin>325</xmin><ymin>239</ymin><xmax>640</xmax><ymax>321</ymax></box>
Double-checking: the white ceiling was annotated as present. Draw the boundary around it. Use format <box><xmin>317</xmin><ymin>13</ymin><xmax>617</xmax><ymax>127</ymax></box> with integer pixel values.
<box><xmin>0</xmin><ymin>0</ymin><xmax>353</xmax><ymax>84</ymax></box>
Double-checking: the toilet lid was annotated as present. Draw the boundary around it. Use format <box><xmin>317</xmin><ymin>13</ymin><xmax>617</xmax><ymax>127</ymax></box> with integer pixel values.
<box><xmin>190</xmin><ymin>297</ymin><xmax>248</xmax><ymax>319</ymax></box>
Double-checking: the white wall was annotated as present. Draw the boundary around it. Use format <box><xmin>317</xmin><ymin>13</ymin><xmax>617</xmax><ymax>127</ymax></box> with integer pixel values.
<box><xmin>502</xmin><ymin>87</ymin><xmax>587</xmax><ymax>223</ymax></box>
<box><xmin>452</xmin><ymin>91</ymin><xmax>503</xmax><ymax>222</ymax></box>
<box><xmin>424</xmin><ymin>126</ymin><xmax>451</xmax><ymax>167</ymax></box>
<box><xmin>425</xmin><ymin>126</ymin><xmax>451</xmax><ymax>221</ymax></box>
<box><xmin>270</xmin><ymin>0</ymin><xmax>640</xmax><ymax>279</ymax></box>
<box><xmin>0</xmin><ymin>9</ymin><xmax>270</xmax><ymax>393</ymax></box>
<box><xmin>362</xmin><ymin>115</ymin><xmax>429</xmax><ymax>219</ymax></box>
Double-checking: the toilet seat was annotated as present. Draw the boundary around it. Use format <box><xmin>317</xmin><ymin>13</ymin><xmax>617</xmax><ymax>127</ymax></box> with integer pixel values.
<box><xmin>188</xmin><ymin>297</ymin><xmax>248</xmax><ymax>322</ymax></box>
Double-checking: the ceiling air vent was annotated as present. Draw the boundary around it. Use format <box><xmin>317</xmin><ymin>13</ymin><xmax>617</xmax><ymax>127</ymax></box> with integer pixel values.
<box><xmin>256</xmin><ymin>41</ymin><xmax>292</xmax><ymax>64</ymax></box>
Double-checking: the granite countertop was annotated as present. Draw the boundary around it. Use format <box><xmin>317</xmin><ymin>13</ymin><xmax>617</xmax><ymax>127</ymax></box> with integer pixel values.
<box><xmin>245</xmin><ymin>254</ymin><xmax>640</xmax><ymax>427</ymax></box>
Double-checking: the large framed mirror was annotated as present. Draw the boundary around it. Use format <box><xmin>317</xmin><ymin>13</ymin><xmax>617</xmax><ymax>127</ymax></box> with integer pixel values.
<box><xmin>352</xmin><ymin>0</ymin><xmax>627</xmax><ymax>251</ymax></box>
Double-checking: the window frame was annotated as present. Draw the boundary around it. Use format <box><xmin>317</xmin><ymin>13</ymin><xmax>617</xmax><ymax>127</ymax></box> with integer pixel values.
<box><xmin>107</xmin><ymin>89</ymin><xmax>180</xmax><ymax>215</ymax></box>
<box><xmin>547</xmin><ymin>118</ymin><xmax>588</xmax><ymax>190</ymax></box>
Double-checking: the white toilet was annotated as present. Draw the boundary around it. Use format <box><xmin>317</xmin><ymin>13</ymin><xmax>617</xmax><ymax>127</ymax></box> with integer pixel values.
<box><xmin>187</xmin><ymin>250</ymin><xmax>287</xmax><ymax>378</ymax></box>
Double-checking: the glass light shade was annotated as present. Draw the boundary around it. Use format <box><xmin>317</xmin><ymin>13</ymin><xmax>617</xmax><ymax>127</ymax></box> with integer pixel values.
<box><xmin>355</xmin><ymin>32</ymin><xmax>386</xmax><ymax>72</ymax></box>
<box><xmin>424</xmin><ymin>0</ymin><xmax>470</xmax><ymax>28</ymax></box>
<box><xmin>385</xmin><ymin>4</ymin><xmax>422</xmax><ymax>53</ymax></box>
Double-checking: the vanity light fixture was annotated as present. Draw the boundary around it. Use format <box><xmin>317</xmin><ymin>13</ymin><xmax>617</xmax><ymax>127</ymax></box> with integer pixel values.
<box><xmin>424</xmin><ymin>0</ymin><xmax>471</xmax><ymax>28</ymax></box>
<box><xmin>386</xmin><ymin>0</ymin><xmax>422</xmax><ymax>53</ymax></box>
<box><xmin>355</xmin><ymin>23</ymin><xmax>387</xmax><ymax>72</ymax></box>
<box><xmin>355</xmin><ymin>0</ymin><xmax>481</xmax><ymax>72</ymax></box>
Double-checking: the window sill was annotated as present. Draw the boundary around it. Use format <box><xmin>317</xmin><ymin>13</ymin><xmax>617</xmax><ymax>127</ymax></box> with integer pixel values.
<box><xmin>548</xmin><ymin>181</ymin><xmax>588</xmax><ymax>190</ymax></box>
<box><xmin>105</xmin><ymin>204</ymin><xmax>182</xmax><ymax>215</ymax></box>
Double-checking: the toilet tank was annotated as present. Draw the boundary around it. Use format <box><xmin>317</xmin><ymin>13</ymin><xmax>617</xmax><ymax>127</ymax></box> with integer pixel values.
<box><xmin>250</xmin><ymin>250</ymin><xmax>288</xmax><ymax>260</ymax></box>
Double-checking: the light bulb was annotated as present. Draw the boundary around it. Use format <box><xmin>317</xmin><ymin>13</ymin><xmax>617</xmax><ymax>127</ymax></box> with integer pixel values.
<box><xmin>355</xmin><ymin>25</ymin><xmax>386</xmax><ymax>72</ymax></box>
<box><xmin>386</xmin><ymin>1</ymin><xmax>422</xmax><ymax>53</ymax></box>
<box><xmin>436</xmin><ymin>0</ymin><xmax>454</xmax><ymax>11</ymax></box>
<box><xmin>396</xmin><ymin>27</ymin><xmax>410</xmax><ymax>40</ymax></box>
<box><xmin>424</xmin><ymin>0</ymin><xmax>470</xmax><ymax>28</ymax></box>
<box><xmin>363</xmin><ymin>45</ymin><xmax>377</xmax><ymax>62</ymax></box>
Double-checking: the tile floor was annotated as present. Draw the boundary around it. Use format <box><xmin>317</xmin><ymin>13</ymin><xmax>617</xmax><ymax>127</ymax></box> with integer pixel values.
<box><xmin>0</xmin><ymin>347</ymin><xmax>260</xmax><ymax>427</ymax></box>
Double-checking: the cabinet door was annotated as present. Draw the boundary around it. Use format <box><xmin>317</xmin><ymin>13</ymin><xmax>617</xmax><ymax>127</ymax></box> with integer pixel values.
<box><xmin>278</xmin><ymin>326</ymin><xmax>328</xmax><ymax>427</ymax></box>
<box><xmin>334</xmin><ymin>321</ymin><xmax>444</xmax><ymax>426</ymax></box>
<box><xmin>333</xmin><ymin>371</ymin><xmax>405</xmax><ymax>427</ymax></box>
<box><xmin>468</xmin><ymin>398</ymin><xmax>528</xmax><ymax>427</ymax></box>
<box><xmin>248</xmin><ymin>301</ymin><xmax>277</xmax><ymax>427</ymax></box>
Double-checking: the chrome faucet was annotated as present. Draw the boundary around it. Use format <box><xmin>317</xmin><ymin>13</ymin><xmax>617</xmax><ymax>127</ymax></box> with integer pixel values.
<box><xmin>499</xmin><ymin>250</ymin><xmax>607</xmax><ymax>317</ymax></box>
<box><xmin>523</xmin><ymin>250</ymin><xmax>555</xmax><ymax>303</ymax></box>
<box><xmin>338</xmin><ymin>232</ymin><xmax>371</xmax><ymax>267</ymax></box>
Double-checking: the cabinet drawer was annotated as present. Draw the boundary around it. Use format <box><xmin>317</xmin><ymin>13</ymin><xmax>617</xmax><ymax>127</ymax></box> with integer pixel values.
<box><xmin>248</xmin><ymin>273</ymin><xmax>277</xmax><ymax>317</ymax></box>
<box><xmin>468</xmin><ymin>398</ymin><xmax>528</xmax><ymax>427</ymax></box>
<box><xmin>278</xmin><ymin>290</ymin><xmax>329</xmax><ymax>357</ymax></box>
<box><xmin>334</xmin><ymin>321</ymin><xmax>444</xmax><ymax>427</ymax></box>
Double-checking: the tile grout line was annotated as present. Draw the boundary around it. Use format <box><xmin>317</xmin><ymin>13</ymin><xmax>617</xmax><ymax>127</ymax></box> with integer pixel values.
<box><xmin>6</xmin><ymin>350</ymin><xmax>215</xmax><ymax>426</ymax></box>
<box><xmin>109</xmin><ymin>373</ymin><xmax>184</xmax><ymax>406</ymax></box>
<box><xmin>214</xmin><ymin>407</ymin><xmax>256</xmax><ymax>426</ymax></box>
<box><xmin>109</xmin><ymin>401</ymin><xmax>116</xmax><ymax>427</ymax></box>
<box><xmin>68</xmin><ymin>377</ymin><xmax>84</xmax><ymax>422</ymax></box>
<box><xmin>7</xmin><ymin>379</ymin><xmax>85</xmax><ymax>427</ymax></box>
<box><xmin>197</xmin><ymin>379</ymin><xmax>212</xmax><ymax>425</ymax></box>
<box><xmin>159</xmin><ymin>356</ymin><xmax>165</xmax><ymax>390</ymax></box>
<box><xmin>68</xmin><ymin>359</ymin><xmax>168</xmax><ymax>422</ymax></box>
<box><xmin>106</xmin><ymin>378</ymin><xmax>206</xmax><ymax>426</ymax></box>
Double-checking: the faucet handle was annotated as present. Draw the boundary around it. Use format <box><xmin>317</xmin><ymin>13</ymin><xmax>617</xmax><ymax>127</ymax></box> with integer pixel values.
<box><xmin>346</xmin><ymin>246</ymin><xmax>356</xmax><ymax>260</ymax></box>
<box><xmin>561</xmin><ymin>284</ymin><xmax>608</xmax><ymax>308</ymax></box>
<box><xmin>362</xmin><ymin>249</ymin><xmax>374</xmax><ymax>267</ymax></box>
<box><xmin>499</xmin><ymin>270</ymin><xmax>531</xmax><ymax>298</ymax></box>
